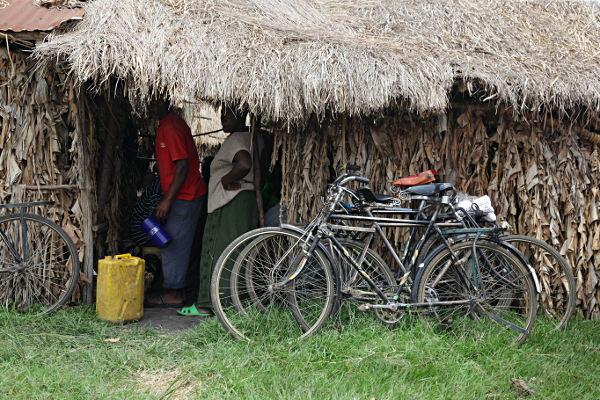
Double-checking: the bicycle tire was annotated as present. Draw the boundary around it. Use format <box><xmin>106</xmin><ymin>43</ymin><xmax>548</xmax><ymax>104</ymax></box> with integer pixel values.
<box><xmin>0</xmin><ymin>213</ymin><xmax>80</xmax><ymax>315</ymax></box>
<box><xmin>211</xmin><ymin>227</ymin><xmax>337</xmax><ymax>341</ymax></box>
<box><xmin>413</xmin><ymin>233</ymin><xmax>446</xmax><ymax>270</ymax></box>
<box><xmin>502</xmin><ymin>235</ymin><xmax>575</xmax><ymax>330</ymax></box>
<box><xmin>413</xmin><ymin>240</ymin><xmax>537</xmax><ymax>345</ymax></box>
<box><xmin>417</xmin><ymin>233</ymin><xmax>575</xmax><ymax>330</ymax></box>
<box><xmin>236</xmin><ymin>230</ymin><xmax>340</xmax><ymax>327</ymax></box>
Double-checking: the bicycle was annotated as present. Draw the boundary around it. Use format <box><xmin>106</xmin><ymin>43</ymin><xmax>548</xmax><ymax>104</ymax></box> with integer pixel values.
<box><xmin>408</xmin><ymin>201</ymin><xmax>575</xmax><ymax>330</ymax></box>
<box><xmin>211</xmin><ymin>169</ymin><xmax>537</xmax><ymax>344</ymax></box>
<box><xmin>0</xmin><ymin>201</ymin><xmax>80</xmax><ymax>315</ymax></box>
<box><xmin>351</xmin><ymin>173</ymin><xmax>574</xmax><ymax>330</ymax></box>
<box><xmin>328</xmin><ymin>181</ymin><xmax>540</xmax><ymax>339</ymax></box>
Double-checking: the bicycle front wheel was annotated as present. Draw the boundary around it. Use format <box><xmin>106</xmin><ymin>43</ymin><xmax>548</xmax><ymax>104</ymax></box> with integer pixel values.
<box><xmin>0</xmin><ymin>214</ymin><xmax>80</xmax><ymax>315</ymax></box>
<box><xmin>413</xmin><ymin>240</ymin><xmax>537</xmax><ymax>345</ymax></box>
<box><xmin>211</xmin><ymin>227</ymin><xmax>337</xmax><ymax>341</ymax></box>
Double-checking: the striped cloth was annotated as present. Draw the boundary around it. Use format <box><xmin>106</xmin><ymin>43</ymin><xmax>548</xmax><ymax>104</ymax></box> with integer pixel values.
<box><xmin>129</xmin><ymin>178</ymin><xmax>163</xmax><ymax>246</ymax></box>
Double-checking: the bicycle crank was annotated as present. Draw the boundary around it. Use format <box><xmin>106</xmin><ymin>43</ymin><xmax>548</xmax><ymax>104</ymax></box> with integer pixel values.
<box><xmin>374</xmin><ymin>295</ymin><xmax>406</xmax><ymax>325</ymax></box>
<box><xmin>357</xmin><ymin>298</ymin><xmax>406</xmax><ymax>325</ymax></box>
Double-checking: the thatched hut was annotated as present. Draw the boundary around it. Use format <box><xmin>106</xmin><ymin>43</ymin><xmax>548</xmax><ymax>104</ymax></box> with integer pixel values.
<box><xmin>0</xmin><ymin>0</ymin><xmax>224</xmax><ymax>303</ymax></box>
<box><xmin>34</xmin><ymin>0</ymin><xmax>600</xmax><ymax>317</ymax></box>
<box><xmin>0</xmin><ymin>0</ymin><xmax>92</xmax><ymax>300</ymax></box>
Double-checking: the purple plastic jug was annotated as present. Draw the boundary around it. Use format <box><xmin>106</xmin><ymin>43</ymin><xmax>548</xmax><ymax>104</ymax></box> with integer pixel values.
<box><xmin>140</xmin><ymin>216</ymin><xmax>172</xmax><ymax>248</ymax></box>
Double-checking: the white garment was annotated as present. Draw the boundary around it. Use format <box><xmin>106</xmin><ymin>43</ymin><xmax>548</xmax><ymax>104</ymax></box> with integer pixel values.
<box><xmin>456</xmin><ymin>195</ymin><xmax>497</xmax><ymax>222</ymax></box>
<box><xmin>208</xmin><ymin>132</ymin><xmax>265</xmax><ymax>213</ymax></box>
<box><xmin>207</xmin><ymin>131</ymin><xmax>262</xmax><ymax>213</ymax></box>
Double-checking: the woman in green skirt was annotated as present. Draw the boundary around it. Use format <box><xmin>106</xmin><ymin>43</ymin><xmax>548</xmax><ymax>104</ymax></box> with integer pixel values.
<box><xmin>179</xmin><ymin>107</ymin><xmax>260</xmax><ymax>316</ymax></box>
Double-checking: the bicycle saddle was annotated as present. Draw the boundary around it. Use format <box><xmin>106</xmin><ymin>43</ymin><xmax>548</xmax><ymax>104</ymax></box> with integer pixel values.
<box><xmin>392</xmin><ymin>170</ymin><xmax>438</xmax><ymax>187</ymax></box>
<box><xmin>404</xmin><ymin>183</ymin><xmax>454</xmax><ymax>196</ymax></box>
<box><xmin>356</xmin><ymin>186</ymin><xmax>396</xmax><ymax>203</ymax></box>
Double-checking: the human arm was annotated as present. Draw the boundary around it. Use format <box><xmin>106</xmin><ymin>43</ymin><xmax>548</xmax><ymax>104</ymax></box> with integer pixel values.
<box><xmin>221</xmin><ymin>150</ymin><xmax>252</xmax><ymax>191</ymax></box>
<box><xmin>155</xmin><ymin>158</ymin><xmax>189</xmax><ymax>219</ymax></box>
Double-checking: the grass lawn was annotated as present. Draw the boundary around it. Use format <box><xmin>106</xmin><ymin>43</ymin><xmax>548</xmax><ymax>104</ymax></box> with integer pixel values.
<box><xmin>0</xmin><ymin>304</ymin><xmax>599</xmax><ymax>400</ymax></box>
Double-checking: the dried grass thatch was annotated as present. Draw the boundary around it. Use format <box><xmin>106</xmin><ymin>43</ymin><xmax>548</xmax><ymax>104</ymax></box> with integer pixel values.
<box><xmin>35</xmin><ymin>0</ymin><xmax>600</xmax><ymax>122</ymax></box>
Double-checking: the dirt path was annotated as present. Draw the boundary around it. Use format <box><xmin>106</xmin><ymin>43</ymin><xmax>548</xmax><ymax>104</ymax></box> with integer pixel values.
<box><xmin>135</xmin><ymin>308</ymin><xmax>209</xmax><ymax>334</ymax></box>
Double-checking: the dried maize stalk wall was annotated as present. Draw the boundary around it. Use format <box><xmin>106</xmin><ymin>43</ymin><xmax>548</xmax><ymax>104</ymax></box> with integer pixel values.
<box><xmin>0</xmin><ymin>44</ymin><xmax>96</xmax><ymax>299</ymax></box>
<box><xmin>276</xmin><ymin>104</ymin><xmax>600</xmax><ymax>318</ymax></box>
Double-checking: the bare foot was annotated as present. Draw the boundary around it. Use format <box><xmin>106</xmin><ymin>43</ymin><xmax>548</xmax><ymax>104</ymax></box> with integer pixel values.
<box><xmin>195</xmin><ymin>307</ymin><xmax>213</xmax><ymax>315</ymax></box>
<box><xmin>146</xmin><ymin>289</ymin><xmax>185</xmax><ymax>305</ymax></box>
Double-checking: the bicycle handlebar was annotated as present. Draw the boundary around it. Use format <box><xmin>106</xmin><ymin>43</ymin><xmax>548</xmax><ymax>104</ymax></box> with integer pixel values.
<box><xmin>342</xmin><ymin>164</ymin><xmax>361</xmax><ymax>171</ymax></box>
<box><xmin>331</xmin><ymin>165</ymin><xmax>370</xmax><ymax>187</ymax></box>
<box><xmin>333</xmin><ymin>172</ymin><xmax>358</xmax><ymax>184</ymax></box>
<box><xmin>0</xmin><ymin>201</ymin><xmax>55</xmax><ymax>210</ymax></box>
<box><xmin>339</xmin><ymin>175</ymin><xmax>370</xmax><ymax>186</ymax></box>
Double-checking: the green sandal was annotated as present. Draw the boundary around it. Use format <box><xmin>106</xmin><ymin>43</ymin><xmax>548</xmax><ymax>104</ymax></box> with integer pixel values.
<box><xmin>177</xmin><ymin>304</ymin><xmax>213</xmax><ymax>317</ymax></box>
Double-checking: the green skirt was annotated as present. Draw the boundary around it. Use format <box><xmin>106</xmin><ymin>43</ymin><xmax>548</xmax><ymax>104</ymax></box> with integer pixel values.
<box><xmin>196</xmin><ymin>190</ymin><xmax>258</xmax><ymax>308</ymax></box>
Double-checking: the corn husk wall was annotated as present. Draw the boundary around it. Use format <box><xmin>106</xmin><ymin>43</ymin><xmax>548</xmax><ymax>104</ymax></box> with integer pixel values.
<box><xmin>0</xmin><ymin>47</ymin><xmax>167</xmax><ymax>297</ymax></box>
<box><xmin>0</xmin><ymin>43</ymin><xmax>94</xmax><ymax>298</ymax></box>
<box><xmin>277</xmin><ymin>102</ymin><xmax>600</xmax><ymax>318</ymax></box>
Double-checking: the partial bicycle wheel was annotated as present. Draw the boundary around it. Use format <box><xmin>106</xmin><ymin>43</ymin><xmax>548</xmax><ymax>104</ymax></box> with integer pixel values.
<box><xmin>211</xmin><ymin>227</ymin><xmax>337</xmax><ymax>341</ymax></box>
<box><xmin>0</xmin><ymin>214</ymin><xmax>80</xmax><ymax>315</ymax></box>
<box><xmin>413</xmin><ymin>240</ymin><xmax>537</xmax><ymax>345</ymax></box>
<box><xmin>416</xmin><ymin>231</ymin><xmax>574</xmax><ymax>331</ymax></box>
<box><xmin>502</xmin><ymin>235</ymin><xmax>575</xmax><ymax>330</ymax></box>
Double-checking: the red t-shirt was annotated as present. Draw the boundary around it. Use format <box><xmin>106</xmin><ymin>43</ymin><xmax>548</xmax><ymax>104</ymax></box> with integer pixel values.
<box><xmin>155</xmin><ymin>112</ymin><xmax>207</xmax><ymax>201</ymax></box>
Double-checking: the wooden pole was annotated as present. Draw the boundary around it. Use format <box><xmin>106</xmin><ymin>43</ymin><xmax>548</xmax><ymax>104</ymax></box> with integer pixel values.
<box><xmin>24</xmin><ymin>185</ymin><xmax>78</xmax><ymax>190</ymax></box>
<box><xmin>341</xmin><ymin>117</ymin><xmax>347</xmax><ymax>167</ymax></box>
<box><xmin>92</xmin><ymin>222</ymin><xmax>109</xmax><ymax>232</ymax></box>
<box><xmin>95</xmin><ymin>91</ymin><xmax>119</xmax><ymax>224</ymax></box>
<box><xmin>74</xmin><ymin>87</ymin><xmax>95</xmax><ymax>305</ymax></box>
<box><xmin>251</xmin><ymin>114</ymin><xmax>266</xmax><ymax>228</ymax></box>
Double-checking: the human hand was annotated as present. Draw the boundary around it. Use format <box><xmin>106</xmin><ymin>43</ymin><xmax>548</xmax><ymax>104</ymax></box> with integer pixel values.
<box><xmin>154</xmin><ymin>198</ymin><xmax>171</xmax><ymax>219</ymax></box>
<box><xmin>223</xmin><ymin>181</ymin><xmax>242</xmax><ymax>191</ymax></box>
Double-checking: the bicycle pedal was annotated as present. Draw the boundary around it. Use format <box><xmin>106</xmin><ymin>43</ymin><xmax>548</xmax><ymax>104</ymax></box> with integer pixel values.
<box><xmin>357</xmin><ymin>304</ymin><xmax>372</xmax><ymax>312</ymax></box>
<box><xmin>439</xmin><ymin>317</ymin><xmax>453</xmax><ymax>331</ymax></box>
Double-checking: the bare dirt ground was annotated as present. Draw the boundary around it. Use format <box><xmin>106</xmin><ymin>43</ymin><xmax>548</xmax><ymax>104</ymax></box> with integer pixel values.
<box><xmin>136</xmin><ymin>307</ymin><xmax>209</xmax><ymax>334</ymax></box>
<box><xmin>134</xmin><ymin>285</ymin><xmax>209</xmax><ymax>334</ymax></box>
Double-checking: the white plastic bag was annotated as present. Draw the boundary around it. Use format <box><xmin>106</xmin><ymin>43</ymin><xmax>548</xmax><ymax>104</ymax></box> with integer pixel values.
<box><xmin>455</xmin><ymin>195</ymin><xmax>496</xmax><ymax>222</ymax></box>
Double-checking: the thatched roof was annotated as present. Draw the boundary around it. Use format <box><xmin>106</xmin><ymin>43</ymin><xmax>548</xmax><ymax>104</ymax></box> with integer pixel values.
<box><xmin>35</xmin><ymin>0</ymin><xmax>600</xmax><ymax>122</ymax></box>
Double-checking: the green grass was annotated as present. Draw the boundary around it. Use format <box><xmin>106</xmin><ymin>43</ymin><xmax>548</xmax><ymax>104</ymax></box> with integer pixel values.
<box><xmin>0</xmin><ymin>305</ymin><xmax>599</xmax><ymax>400</ymax></box>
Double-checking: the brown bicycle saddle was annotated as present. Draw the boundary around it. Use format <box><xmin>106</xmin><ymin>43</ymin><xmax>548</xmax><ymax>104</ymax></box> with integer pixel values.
<box><xmin>392</xmin><ymin>170</ymin><xmax>438</xmax><ymax>187</ymax></box>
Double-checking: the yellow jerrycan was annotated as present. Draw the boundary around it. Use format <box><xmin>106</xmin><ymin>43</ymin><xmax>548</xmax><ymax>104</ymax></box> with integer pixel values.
<box><xmin>96</xmin><ymin>254</ymin><xmax>145</xmax><ymax>324</ymax></box>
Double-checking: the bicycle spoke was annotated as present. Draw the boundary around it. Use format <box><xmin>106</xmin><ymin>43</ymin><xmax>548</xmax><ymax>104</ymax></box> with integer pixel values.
<box><xmin>0</xmin><ymin>214</ymin><xmax>79</xmax><ymax>314</ymax></box>
<box><xmin>415</xmin><ymin>241</ymin><xmax>536</xmax><ymax>344</ymax></box>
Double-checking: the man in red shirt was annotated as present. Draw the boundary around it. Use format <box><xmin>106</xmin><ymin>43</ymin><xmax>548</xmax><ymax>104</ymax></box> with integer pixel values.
<box><xmin>145</xmin><ymin>96</ymin><xmax>207</xmax><ymax>306</ymax></box>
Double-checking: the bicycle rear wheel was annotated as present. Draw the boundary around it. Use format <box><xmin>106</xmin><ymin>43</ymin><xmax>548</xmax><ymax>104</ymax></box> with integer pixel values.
<box><xmin>413</xmin><ymin>240</ymin><xmax>537</xmax><ymax>344</ymax></box>
<box><xmin>418</xmin><ymin>233</ymin><xmax>574</xmax><ymax>330</ymax></box>
<box><xmin>0</xmin><ymin>214</ymin><xmax>80</xmax><ymax>315</ymax></box>
<box><xmin>211</xmin><ymin>227</ymin><xmax>337</xmax><ymax>341</ymax></box>
<box><xmin>502</xmin><ymin>235</ymin><xmax>575</xmax><ymax>330</ymax></box>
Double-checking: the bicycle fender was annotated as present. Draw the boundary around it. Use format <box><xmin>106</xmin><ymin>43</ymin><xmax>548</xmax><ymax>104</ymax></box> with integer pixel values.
<box><xmin>439</xmin><ymin>235</ymin><xmax>541</xmax><ymax>294</ymax></box>
<box><xmin>499</xmin><ymin>240</ymin><xmax>541</xmax><ymax>293</ymax></box>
